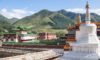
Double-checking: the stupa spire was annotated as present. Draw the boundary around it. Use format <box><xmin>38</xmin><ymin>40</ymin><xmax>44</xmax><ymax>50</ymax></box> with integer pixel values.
<box><xmin>85</xmin><ymin>1</ymin><xmax>91</xmax><ymax>24</ymax></box>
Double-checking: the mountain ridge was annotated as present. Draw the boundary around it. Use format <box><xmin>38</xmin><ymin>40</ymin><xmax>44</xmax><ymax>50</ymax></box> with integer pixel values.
<box><xmin>14</xmin><ymin>9</ymin><xmax>100</xmax><ymax>27</ymax></box>
<box><xmin>0</xmin><ymin>9</ymin><xmax>100</xmax><ymax>33</ymax></box>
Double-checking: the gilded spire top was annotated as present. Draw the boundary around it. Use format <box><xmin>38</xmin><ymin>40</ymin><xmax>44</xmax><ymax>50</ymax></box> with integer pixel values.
<box><xmin>85</xmin><ymin>1</ymin><xmax>91</xmax><ymax>24</ymax></box>
<box><xmin>77</xmin><ymin>14</ymin><xmax>81</xmax><ymax>24</ymax></box>
<box><xmin>86</xmin><ymin>1</ymin><xmax>90</xmax><ymax>8</ymax></box>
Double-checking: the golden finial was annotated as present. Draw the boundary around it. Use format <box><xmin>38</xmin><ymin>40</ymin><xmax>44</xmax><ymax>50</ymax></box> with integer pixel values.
<box><xmin>86</xmin><ymin>1</ymin><xmax>90</xmax><ymax>8</ymax></box>
<box><xmin>77</xmin><ymin>14</ymin><xmax>81</xmax><ymax>24</ymax></box>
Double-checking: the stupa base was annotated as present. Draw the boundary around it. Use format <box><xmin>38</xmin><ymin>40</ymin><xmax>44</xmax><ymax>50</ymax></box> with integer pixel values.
<box><xmin>60</xmin><ymin>51</ymin><xmax>100</xmax><ymax>60</ymax></box>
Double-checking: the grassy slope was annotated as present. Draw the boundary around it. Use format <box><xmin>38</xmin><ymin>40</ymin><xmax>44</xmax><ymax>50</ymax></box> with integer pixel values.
<box><xmin>13</xmin><ymin>9</ymin><xmax>100</xmax><ymax>33</ymax></box>
<box><xmin>13</xmin><ymin>10</ymin><xmax>75</xmax><ymax>33</ymax></box>
<box><xmin>0</xmin><ymin>14</ymin><xmax>12</xmax><ymax>32</ymax></box>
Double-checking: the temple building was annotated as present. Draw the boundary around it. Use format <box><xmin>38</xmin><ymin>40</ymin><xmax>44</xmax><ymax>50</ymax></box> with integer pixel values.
<box><xmin>61</xmin><ymin>1</ymin><xmax>100</xmax><ymax>60</ymax></box>
<box><xmin>20</xmin><ymin>32</ymin><xmax>36</xmax><ymax>42</ymax></box>
<box><xmin>38</xmin><ymin>32</ymin><xmax>57</xmax><ymax>40</ymax></box>
<box><xmin>3</xmin><ymin>34</ymin><xmax>19</xmax><ymax>42</ymax></box>
<box><xmin>3</xmin><ymin>30</ymin><xmax>36</xmax><ymax>42</ymax></box>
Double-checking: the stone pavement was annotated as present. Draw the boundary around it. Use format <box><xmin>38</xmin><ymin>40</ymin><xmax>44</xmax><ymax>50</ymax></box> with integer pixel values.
<box><xmin>0</xmin><ymin>50</ymin><xmax>63</xmax><ymax>60</ymax></box>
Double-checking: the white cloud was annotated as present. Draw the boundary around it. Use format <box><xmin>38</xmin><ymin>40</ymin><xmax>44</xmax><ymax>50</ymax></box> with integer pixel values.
<box><xmin>0</xmin><ymin>8</ymin><xmax>34</xmax><ymax>19</ymax></box>
<box><xmin>1</xmin><ymin>8</ymin><xmax>100</xmax><ymax>19</ymax></box>
<box><xmin>66</xmin><ymin>8</ymin><xmax>85</xmax><ymax>13</ymax></box>
<box><xmin>66</xmin><ymin>8</ymin><xmax>100</xmax><ymax>15</ymax></box>
<box><xmin>91</xmin><ymin>9</ymin><xmax>100</xmax><ymax>15</ymax></box>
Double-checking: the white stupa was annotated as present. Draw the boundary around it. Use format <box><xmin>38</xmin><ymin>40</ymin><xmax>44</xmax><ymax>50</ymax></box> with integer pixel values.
<box><xmin>60</xmin><ymin>1</ymin><xmax>100</xmax><ymax>60</ymax></box>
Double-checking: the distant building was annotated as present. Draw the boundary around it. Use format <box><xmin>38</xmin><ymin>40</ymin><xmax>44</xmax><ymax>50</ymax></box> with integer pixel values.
<box><xmin>20</xmin><ymin>34</ymin><xmax>36</xmax><ymax>42</ymax></box>
<box><xmin>3</xmin><ymin>34</ymin><xmax>19</xmax><ymax>42</ymax></box>
<box><xmin>18</xmin><ymin>30</ymin><xmax>36</xmax><ymax>42</ymax></box>
<box><xmin>38</xmin><ymin>32</ymin><xmax>57</xmax><ymax>40</ymax></box>
<box><xmin>3</xmin><ymin>30</ymin><xmax>36</xmax><ymax>42</ymax></box>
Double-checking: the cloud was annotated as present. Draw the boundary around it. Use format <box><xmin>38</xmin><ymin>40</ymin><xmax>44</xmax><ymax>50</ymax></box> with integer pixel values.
<box><xmin>66</xmin><ymin>8</ymin><xmax>85</xmax><ymax>13</ymax></box>
<box><xmin>1</xmin><ymin>8</ymin><xmax>100</xmax><ymax>19</ymax></box>
<box><xmin>0</xmin><ymin>8</ymin><xmax>34</xmax><ymax>19</ymax></box>
<box><xmin>91</xmin><ymin>9</ymin><xmax>100</xmax><ymax>15</ymax></box>
<box><xmin>66</xmin><ymin>8</ymin><xmax>100</xmax><ymax>15</ymax></box>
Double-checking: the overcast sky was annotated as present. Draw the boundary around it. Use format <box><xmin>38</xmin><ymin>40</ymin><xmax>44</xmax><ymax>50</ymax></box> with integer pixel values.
<box><xmin>0</xmin><ymin>0</ymin><xmax>100</xmax><ymax>19</ymax></box>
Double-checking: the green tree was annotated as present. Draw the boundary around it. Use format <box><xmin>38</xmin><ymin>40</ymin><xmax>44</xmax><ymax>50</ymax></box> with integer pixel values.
<box><xmin>56</xmin><ymin>31</ymin><xmax>65</xmax><ymax>38</ymax></box>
